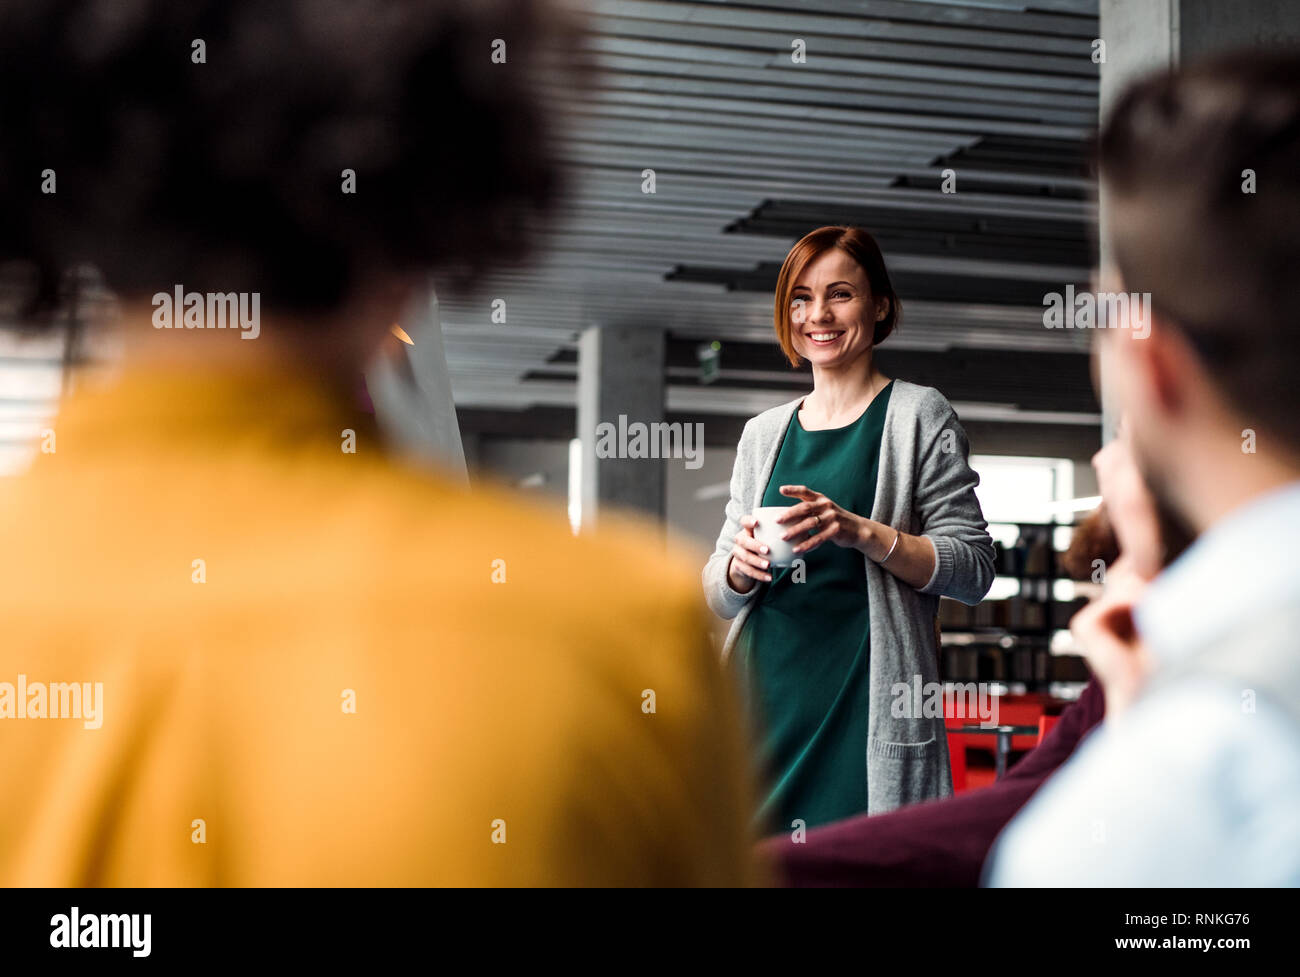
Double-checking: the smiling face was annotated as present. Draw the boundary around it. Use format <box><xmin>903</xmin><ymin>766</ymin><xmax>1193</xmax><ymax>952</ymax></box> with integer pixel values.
<box><xmin>788</xmin><ymin>249</ymin><xmax>886</xmax><ymax>370</ymax></box>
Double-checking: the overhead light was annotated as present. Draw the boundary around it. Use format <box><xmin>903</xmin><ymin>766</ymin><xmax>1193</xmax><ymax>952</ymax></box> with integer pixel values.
<box><xmin>390</xmin><ymin>323</ymin><xmax>414</xmax><ymax>346</ymax></box>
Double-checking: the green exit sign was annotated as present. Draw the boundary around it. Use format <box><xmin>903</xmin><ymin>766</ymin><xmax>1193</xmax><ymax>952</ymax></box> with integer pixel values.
<box><xmin>697</xmin><ymin>341</ymin><xmax>721</xmax><ymax>384</ymax></box>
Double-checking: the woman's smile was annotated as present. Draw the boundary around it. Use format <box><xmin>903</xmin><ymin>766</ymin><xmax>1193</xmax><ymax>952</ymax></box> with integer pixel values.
<box><xmin>806</xmin><ymin>329</ymin><xmax>845</xmax><ymax>346</ymax></box>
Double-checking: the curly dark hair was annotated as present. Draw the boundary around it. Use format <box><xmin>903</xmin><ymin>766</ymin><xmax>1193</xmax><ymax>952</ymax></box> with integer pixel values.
<box><xmin>0</xmin><ymin>0</ymin><xmax>590</xmax><ymax>328</ymax></box>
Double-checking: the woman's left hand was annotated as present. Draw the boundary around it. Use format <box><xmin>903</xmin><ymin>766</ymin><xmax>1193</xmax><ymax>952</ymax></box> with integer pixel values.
<box><xmin>777</xmin><ymin>485</ymin><xmax>873</xmax><ymax>556</ymax></box>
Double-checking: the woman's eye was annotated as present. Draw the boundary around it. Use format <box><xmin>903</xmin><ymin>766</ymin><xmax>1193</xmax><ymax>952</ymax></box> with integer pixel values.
<box><xmin>832</xmin><ymin>290</ymin><xmax>851</xmax><ymax>298</ymax></box>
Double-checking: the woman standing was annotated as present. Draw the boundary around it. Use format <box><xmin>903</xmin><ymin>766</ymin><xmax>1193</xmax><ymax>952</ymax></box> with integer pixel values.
<box><xmin>703</xmin><ymin>226</ymin><xmax>995</xmax><ymax>832</ymax></box>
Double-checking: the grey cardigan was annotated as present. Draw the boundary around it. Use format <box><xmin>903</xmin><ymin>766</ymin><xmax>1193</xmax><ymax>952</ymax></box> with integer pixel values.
<box><xmin>702</xmin><ymin>379</ymin><xmax>995</xmax><ymax>816</ymax></box>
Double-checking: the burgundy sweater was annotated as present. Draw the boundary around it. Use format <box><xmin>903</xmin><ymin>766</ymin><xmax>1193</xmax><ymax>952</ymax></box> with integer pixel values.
<box><xmin>757</xmin><ymin>679</ymin><xmax>1105</xmax><ymax>886</ymax></box>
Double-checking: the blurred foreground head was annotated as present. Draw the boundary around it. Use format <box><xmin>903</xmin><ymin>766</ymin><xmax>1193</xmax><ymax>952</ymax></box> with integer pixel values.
<box><xmin>0</xmin><ymin>2</ymin><xmax>762</xmax><ymax>887</ymax></box>
<box><xmin>0</xmin><ymin>0</ymin><xmax>588</xmax><ymax>343</ymax></box>
<box><xmin>1095</xmin><ymin>50</ymin><xmax>1300</xmax><ymax>529</ymax></box>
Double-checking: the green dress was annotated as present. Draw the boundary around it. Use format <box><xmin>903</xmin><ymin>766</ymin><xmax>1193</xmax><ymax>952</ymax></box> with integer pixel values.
<box><xmin>732</xmin><ymin>380</ymin><xmax>894</xmax><ymax>834</ymax></box>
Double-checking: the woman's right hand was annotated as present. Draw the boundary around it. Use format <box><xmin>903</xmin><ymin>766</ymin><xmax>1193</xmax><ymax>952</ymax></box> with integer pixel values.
<box><xmin>727</xmin><ymin>514</ymin><xmax>772</xmax><ymax>592</ymax></box>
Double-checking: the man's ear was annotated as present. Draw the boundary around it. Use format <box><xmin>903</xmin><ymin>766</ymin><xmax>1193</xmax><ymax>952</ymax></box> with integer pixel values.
<box><xmin>1139</xmin><ymin>312</ymin><xmax>1198</xmax><ymax>421</ymax></box>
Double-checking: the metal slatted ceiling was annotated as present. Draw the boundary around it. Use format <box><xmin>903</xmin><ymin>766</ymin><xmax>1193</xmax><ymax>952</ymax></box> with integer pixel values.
<box><xmin>442</xmin><ymin>0</ymin><xmax>1101</xmax><ymax>432</ymax></box>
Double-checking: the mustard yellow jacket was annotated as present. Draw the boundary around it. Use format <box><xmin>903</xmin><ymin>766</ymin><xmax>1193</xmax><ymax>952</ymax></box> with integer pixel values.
<box><xmin>0</xmin><ymin>363</ymin><xmax>758</xmax><ymax>886</ymax></box>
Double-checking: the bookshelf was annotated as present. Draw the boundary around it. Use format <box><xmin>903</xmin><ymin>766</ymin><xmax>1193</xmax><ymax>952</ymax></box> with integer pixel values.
<box><xmin>939</xmin><ymin>520</ymin><xmax>1091</xmax><ymax>694</ymax></box>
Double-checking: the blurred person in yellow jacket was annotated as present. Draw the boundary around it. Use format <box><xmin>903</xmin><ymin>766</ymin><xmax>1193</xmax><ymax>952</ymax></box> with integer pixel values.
<box><xmin>0</xmin><ymin>0</ymin><xmax>758</xmax><ymax>887</ymax></box>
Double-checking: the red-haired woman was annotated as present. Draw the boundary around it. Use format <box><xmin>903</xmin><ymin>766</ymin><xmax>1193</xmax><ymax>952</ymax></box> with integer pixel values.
<box><xmin>703</xmin><ymin>226</ymin><xmax>995</xmax><ymax>831</ymax></box>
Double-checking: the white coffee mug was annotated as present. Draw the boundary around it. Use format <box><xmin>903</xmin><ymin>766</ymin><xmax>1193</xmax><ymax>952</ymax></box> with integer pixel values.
<box><xmin>750</xmin><ymin>505</ymin><xmax>804</xmax><ymax>568</ymax></box>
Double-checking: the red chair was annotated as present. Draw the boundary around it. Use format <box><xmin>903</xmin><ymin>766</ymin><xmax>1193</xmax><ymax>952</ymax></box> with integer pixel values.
<box><xmin>946</xmin><ymin>730</ymin><xmax>968</xmax><ymax>793</ymax></box>
<box><xmin>993</xmin><ymin>699</ymin><xmax>1048</xmax><ymax>752</ymax></box>
<box><xmin>947</xmin><ymin>695</ymin><xmax>1046</xmax><ymax>759</ymax></box>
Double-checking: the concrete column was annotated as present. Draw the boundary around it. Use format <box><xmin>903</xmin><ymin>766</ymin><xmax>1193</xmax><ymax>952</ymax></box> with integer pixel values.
<box><xmin>460</xmin><ymin>430</ymin><xmax>482</xmax><ymax>475</ymax></box>
<box><xmin>577</xmin><ymin>324</ymin><xmax>665</xmax><ymax>529</ymax></box>
<box><xmin>365</xmin><ymin>281</ymin><xmax>468</xmax><ymax>484</ymax></box>
<box><xmin>1096</xmin><ymin>0</ymin><xmax>1300</xmax><ymax>443</ymax></box>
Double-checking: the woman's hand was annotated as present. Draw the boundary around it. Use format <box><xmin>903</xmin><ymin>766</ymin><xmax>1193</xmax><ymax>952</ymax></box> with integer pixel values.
<box><xmin>776</xmin><ymin>485</ymin><xmax>873</xmax><ymax>556</ymax></box>
<box><xmin>726</xmin><ymin>514</ymin><xmax>772</xmax><ymax>592</ymax></box>
<box><xmin>775</xmin><ymin>485</ymin><xmax>937</xmax><ymax>589</ymax></box>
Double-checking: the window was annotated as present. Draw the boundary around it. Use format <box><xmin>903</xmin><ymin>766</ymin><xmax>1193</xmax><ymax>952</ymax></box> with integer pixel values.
<box><xmin>969</xmin><ymin>456</ymin><xmax>1093</xmax><ymax>601</ymax></box>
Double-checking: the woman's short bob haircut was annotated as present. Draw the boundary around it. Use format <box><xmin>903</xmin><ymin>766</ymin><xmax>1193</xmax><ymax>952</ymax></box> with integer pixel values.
<box><xmin>773</xmin><ymin>225</ymin><xmax>901</xmax><ymax>368</ymax></box>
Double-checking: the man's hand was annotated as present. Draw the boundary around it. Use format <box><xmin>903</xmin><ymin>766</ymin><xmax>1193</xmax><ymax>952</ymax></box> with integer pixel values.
<box><xmin>1070</xmin><ymin>555</ymin><xmax>1152</xmax><ymax>719</ymax></box>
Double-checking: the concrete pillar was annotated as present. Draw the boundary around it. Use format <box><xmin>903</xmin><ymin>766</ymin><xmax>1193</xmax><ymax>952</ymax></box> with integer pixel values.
<box><xmin>460</xmin><ymin>430</ymin><xmax>481</xmax><ymax>475</ymax></box>
<box><xmin>1096</xmin><ymin>0</ymin><xmax>1300</xmax><ymax>443</ymax></box>
<box><xmin>365</xmin><ymin>282</ymin><xmax>468</xmax><ymax>485</ymax></box>
<box><xmin>577</xmin><ymin>324</ymin><xmax>665</xmax><ymax>529</ymax></box>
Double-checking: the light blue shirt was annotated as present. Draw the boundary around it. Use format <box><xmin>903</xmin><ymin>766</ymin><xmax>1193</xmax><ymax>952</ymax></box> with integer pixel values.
<box><xmin>986</xmin><ymin>480</ymin><xmax>1300</xmax><ymax>886</ymax></box>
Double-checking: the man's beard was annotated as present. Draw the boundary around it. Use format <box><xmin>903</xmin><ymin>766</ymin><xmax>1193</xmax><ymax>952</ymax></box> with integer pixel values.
<box><xmin>1131</xmin><ymin>447</ymin><xmax>1198</xmax><ymax>568</ymax></box>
